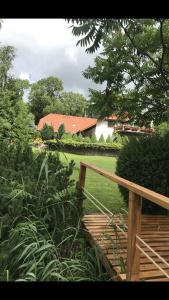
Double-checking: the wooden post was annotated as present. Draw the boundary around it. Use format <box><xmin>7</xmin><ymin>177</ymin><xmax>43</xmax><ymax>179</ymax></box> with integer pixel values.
<box><xmin>126</xmin><ymin>191</ymin><xmax>142</xmax><ymax>281</ymax></box>
<box><xmin>79</xmin><ymin>163</ymin><xmax>86</xmax><ymax>189</ymax></box>
<box><xmin>78</xmin><ymin>163</ymin><xmax>86</xmax><ymax>210</ymax></box>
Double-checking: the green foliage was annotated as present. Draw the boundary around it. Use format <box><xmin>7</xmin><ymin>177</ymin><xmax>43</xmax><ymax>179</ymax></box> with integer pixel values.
<box><xmin>113</xmin><ymin>133</ymin><xmax>129</xmax><ymax>145</ymax></box>
<box><xmin>116</xmin><ymin>133</ymin><xmax>169</xmax><ymax>214</ymax></box>
<box><xmin>91</xmin><ymin>134</ymin><xmax>97</xmax><ymax>143</ymax></box>
<box><xmin>0</xmin><ymin>46</ymin><xmax>15</xmax><ymax>89</ymax></box>
<box><xmin>28</xmin><ymin>76</ymin><xmax>63</xmax><ymax>124</ymax></box>
<box><xmin>42</xmin><ymin>92</ymin><xmax>89</xmax><ymax>117</ymax></box>
<box><xmin>28</xmin><ymin>81</ymin><xmax>89</xmax><ymax>124</ymax></box>
<box><xmin>98</xmin><ymin>134</ymin><xmax>105</xmax><ymax>143</ymax></box>
<box><xmin>0</xmin><ymin>142</ymin><xmax>109</xmax><ymax>281</ymax></box>
<box><xmin>68</xmin><ymin>19</ymin><xmax>169</xmax><ymax>125</ymax></box>
<box><xmin>0</xmin><ymin>46</ymin><xmax>33</xmax><ymax>144</ymax></box>
<box><xmin>33</xmin><ymin>130</ymin><xmax>41</xmax><ymax>140</ymax></box>
<box><xmin>67</xmin><ymin>19</ymin><xmax>113</xmax><ymax>54</ymax></box>
<box><xmin>62</xmin><ymin>132</ymin><xmax>72</xmax><ymax>140</ymax></box>
<box><xmin>77</xmin><ymin>133</ymin><xmax>83</xmax><ymax>142</ymax></box>
<box><xmin>6</xmin><ymin>219</ymin><xmax>109</xmax><ymax>281</ymax></box>
<box><xmin>59</xmin><ymin>92</ymin><xmax>88</xmax><ymax>117</ymax></box>
<box><xmin>72</xmin><ymin>134</ymin><xmax>78</xmax><ymax>141</ymax></box>
<box><xmin>156</xmin><ymin>122</ymin><xmax>169</xmax><ymax>137</ymax></box>
<box><xmin>55</xmin><ymin>123</ymin><xmax>65</xmax><ymax>140</ymax></box>
<box><xmin>45</xmin><ymin>139</ymin><xmax>122</xmax><ymax>152</ymax></box>
<box><xmin>83</xmin><ymin>136</ymin><xmax>91</xmax><ymax>143</ymax></box>
<box><xmin>41</xmin><ymin>124</ymin><xmax>54</xmax><ymax>140</ymax></box>
<box><xmin>106</xmin><ymin>135</ymin><xmax>112</xmax><ymax>143</ymax></box>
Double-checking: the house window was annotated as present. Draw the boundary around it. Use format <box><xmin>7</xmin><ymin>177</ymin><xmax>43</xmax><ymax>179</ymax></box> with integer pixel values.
<box><xmin>108</xmin><ymin>120</ymin><xmax>115</xmax><ymax>127</ymax></box>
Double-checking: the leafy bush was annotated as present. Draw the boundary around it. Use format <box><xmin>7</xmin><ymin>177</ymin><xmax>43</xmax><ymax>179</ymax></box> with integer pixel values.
<box><xmin>41</xmin><ymin>124</ymin><xmax>54</xmax><ymax>140</ymax></box>
<box><xmin>116</xmin><ymin>133</ymin><xmax>169</xmax><ymax>214</ymax></box>
<box><xmin>0</xmin><ymin>141</ymin><xmax>104</xmax><ymax>281</ymax></box>
<box><xmin>45</xmin><ymin>139</ymin><xmax>122</xmax><ymax>153</ymax></box>
<box><xmin>83</xmin><ymin>136</ymin><xmax>91</xmax><ymax>143</ymax></box>
<box><xmin>113</xmin><ymin>133</ymin><xmax>129</xmax><ymax>145</ymax></box>
<box><xmin>0</xmin><ymin>142</ymin><xmax>82</xmax><ymax>240</ymax></box>
<box><xmin>33</xmin><ymin>130</ymin><xmax>41</xmax><ymax>140</ymax></box>
<box><xmin>34</xmin><ymin>137</ymin><xmax>43</xmax><ymax>145</ymax></box>
<box><xmin>156</xmin><ymin>122</ymin><xmax>169</xmax><ymax>137</ymax></box>
<box><xmin>55</xmin><ymin>123</ymin><xmax>65</xmax><ymax>139</ymax></box>
<box><xmin>91</xmin><ymin>134</ymin><xmax>97</xmax><ymax>143</ymax></box>
<box><xmin>77</xmin><ymin>133</ymin><xmax>83</xmax><ymax>142</ymax></box>
<box><xmin>6</xmin><ymin>218</ymin><xmax>109</xmax><ymax>281</ymax></box>
<box><xmin>62</xmin><ymin>132</ymin><xmax>72</xmax><ymax>140</ymax></box>
<box><xmin>106</xmin><ymin>135</ymin><xmax>112</xmax><ymax>143</ymax></box>
<box><xmin>98</xmin><ymin>134</ymin><xmax>105</xmax><ymax>143</ymax></box>
<box><xmin>72</xmin><ymin>134</ymin><xmax>78</xmax><ymax>141</ymax></box>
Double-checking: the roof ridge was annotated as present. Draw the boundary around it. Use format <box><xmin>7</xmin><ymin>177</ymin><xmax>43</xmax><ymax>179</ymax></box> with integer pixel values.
<box><xmin>43</xmin><ymin>113</ymin><xmax>97</xmax><ymax>120</ymax></box>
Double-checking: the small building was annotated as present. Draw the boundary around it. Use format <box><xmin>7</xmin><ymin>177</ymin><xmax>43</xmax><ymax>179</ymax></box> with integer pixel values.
<box><xmin>37</xmin><ymin>113</ymin><xmax>154</xmax><ymax>141</ymax></box>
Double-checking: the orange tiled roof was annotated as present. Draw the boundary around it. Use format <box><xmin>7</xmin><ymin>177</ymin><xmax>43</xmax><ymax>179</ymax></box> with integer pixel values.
<box><xmin>37</xmin><ymin>114</ymin><xmax>97</xmax><ymax>134</ymax></box>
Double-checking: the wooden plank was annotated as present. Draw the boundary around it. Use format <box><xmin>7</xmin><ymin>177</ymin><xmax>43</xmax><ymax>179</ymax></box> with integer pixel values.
<box><xmin>147</xmin><ymin>278</ymin><xmax>169</xmax><ymax>281</ymax></box>
<box><xmin>83</xmin><ymin>213</ymin><xmax>169</xmax><ymax>281</ymax></box>
<box><xmin>139</xmin><ymin>270</ymin><xmax>169</xmax><ymax>279</ymax></box>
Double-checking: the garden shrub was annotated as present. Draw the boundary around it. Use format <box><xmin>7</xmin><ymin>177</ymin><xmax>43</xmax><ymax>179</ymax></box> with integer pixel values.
<box><xmin>106</xmin><ymin>135</ymin><xmax>112</xmax><ymax>143</ymax></box>
<box><xmin>83</xmin><ymin>136</ymin><xmax>91</xmax><ymax>143</ymax></box>
<box><xmin>34</xmin><ymin>137</ymin><xmax>43</xmax><ymax>145</ymax></box>
<box><xmin>72</xmin><ymin>134</ymin><xmax>78</xmax><ymax>141</ymax></box>
<box><xmin>45</xmin><ymin>139</ymin><xmax>122</xmax><ymax>153</ymax></box>
<box><xmin>62</xmin><ymin>132</ymin><xmax>72</xmax><ymax>140</ymax></box>
<box><xmin>55</xmin><ymin>123</ymin><xmax>65</xmax><ymax>139</ymax></box>
<box><xmin>0</xmin><ymin>141</ymin><xmax>109</xmax><ymax>282</ymax></box>
<box><xmin>98</xmin><ymin>134</ymin><xmax>105</xmax><ymax>143</ymax></box>
<box><xmin>91</xmin><ymin>134</ymin><xmax>97</xmax><ymax>143</ymax></box>
<box><xmin>41</xmin><ymin>124</ymin><xmax>54</xmax><ymax>140</ymax></box>
<box><xmin>0</xmin><ymin>141</ymin><xmax>83</xmax><ymax>240</ymax></box>
<box><xmin>113</xmin><ymin>133</ymin><xmax>129</xmax><ymax>145</ymax></box>
<box><xmin>156</xmin><ymin>122</ymin><xmax>169</xmax><ymax>137</ymax></box>
<box><xmin>116</xmin><ymin>133</ymin><xmax>169</xmax><ymax>214</ymax></box>
<box><xmin>77</xmin><ymin>133</ymin><xmax>83</xmax><ymax>142</ymax></box>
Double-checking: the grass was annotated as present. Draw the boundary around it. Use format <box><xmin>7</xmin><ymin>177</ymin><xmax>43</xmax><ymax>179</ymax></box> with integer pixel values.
<box><xmin>59</xmin><ymin>152</ymin><xmax>126</xmax><ymax>214</ymax></box>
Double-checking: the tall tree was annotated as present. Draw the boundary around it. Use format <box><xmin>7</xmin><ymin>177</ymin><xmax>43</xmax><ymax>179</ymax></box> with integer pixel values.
<box><xmin>59</xmin><ymin>92</ymin><xmax>88</xmax><ymax>116</ymax></box>
<box><xmin>41</xmin><ymin>92</ymin><xmax>88</xmax><ymax>117</ymax></box>
<box><xmin>28</xmin><ymin>76</ymin><xmax>63</xmax><ymax>124</ymax></box>
<box><xmin>67</xmin><ymin>19</ymin><xmax>169</xmax><ymax>125</ymax></box>
<box><xmin>0</xmin><ymin>45</ymin><xmax>33</xmax><ymax>143</ymax></box>
<box><xmin>0</xmin><ymin>46</ymin><xmax>15</xmax><ymax>89</ymax></box>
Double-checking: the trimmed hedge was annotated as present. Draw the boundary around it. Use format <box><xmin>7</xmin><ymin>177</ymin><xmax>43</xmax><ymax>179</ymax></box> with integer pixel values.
<box><xmin>116</xmin><ymin>133</ymin><xmax>169</xmax><ymax>215</ymax></box>
<box><xmin>44</xmin><ymin>139</ymin><xmax>122</xmax><ymax>155</ymax></box>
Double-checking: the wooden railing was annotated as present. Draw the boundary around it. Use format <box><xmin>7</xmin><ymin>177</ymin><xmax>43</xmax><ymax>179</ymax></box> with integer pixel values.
<box><xmin>79</xmin><ymin>162</ymin><xmax>169</xmax><ymax>281</ymax></box>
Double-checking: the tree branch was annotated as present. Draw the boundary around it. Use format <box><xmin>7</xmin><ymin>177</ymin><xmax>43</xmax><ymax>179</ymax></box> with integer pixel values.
<box><xmin>120</xmin><ymin>20</ymin><xmax>169</xmax><ymax>86</ymax></box>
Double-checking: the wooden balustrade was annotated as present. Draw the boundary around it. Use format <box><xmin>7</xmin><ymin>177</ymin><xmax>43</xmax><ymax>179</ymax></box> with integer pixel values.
<box><xmin>79</xmin><ymin>162</ymin><xmax>169</xmax><ymax>281</ymax></box>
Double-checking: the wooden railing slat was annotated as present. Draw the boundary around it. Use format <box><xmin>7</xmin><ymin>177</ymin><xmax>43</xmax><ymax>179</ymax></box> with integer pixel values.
<box><xmin>80</xmin><ymin>162</ymin><xmax>169</xmax><ymax>211</ymax></box>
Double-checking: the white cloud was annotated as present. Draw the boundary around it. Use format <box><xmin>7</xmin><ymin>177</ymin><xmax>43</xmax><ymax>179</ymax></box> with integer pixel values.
<box><xmin>0</xmin><ymin>19</ymin><xmax>104</xmax><ymax>97</ymax></box>
<box><xmin>19</xmin><ymin>72</ymin><xmax>30</xmax><ymax>80</ymax></box>
<box><xmin>65</xmin><ymin>47</ymin><xmax>78</xmax><ymax>64</ymax></box>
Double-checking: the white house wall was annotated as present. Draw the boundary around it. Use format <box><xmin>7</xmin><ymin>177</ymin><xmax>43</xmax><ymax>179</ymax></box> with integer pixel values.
<box><xmin>95</xmin><ymin>121</ymin><xmax>114</xmax><ymax>140</ymax></box>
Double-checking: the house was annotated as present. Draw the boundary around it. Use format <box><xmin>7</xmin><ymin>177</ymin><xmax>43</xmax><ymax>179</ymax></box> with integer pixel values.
<box><xmin>37</xmin><ymin>113</ymin><xmax>154</xmax><ymax>141</ymax></box>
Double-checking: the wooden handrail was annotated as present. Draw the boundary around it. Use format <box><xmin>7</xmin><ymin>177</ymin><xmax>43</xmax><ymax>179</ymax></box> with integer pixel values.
<box><xmin>79</xmin><ymin>161</ymin><xmax>169</xmax><ymax>281</ymax></box>
<box><xmin>80</xmin><ymin>162</ymin><xmax>169</xmax><ymax>211</ymax></box>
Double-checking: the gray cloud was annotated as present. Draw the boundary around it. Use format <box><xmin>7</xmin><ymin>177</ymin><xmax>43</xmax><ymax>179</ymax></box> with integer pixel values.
<box><xmin>0</xmin><ymin>19</ymin><xmax>105</xmax><ymax>98</ymax></box>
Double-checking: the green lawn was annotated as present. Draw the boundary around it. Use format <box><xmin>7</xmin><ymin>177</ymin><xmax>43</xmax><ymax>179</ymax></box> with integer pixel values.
<box><xmin>59</xmin><ymin>152</ymin><xmax>126</xmax><ymax>214</ymax></box>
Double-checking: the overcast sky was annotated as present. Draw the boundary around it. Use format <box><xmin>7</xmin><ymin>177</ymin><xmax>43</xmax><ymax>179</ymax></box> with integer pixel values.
<box><xmin>0</xmin><ymin>18</ymin><xmax>105</xmax><ymax>99</ymax></box>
